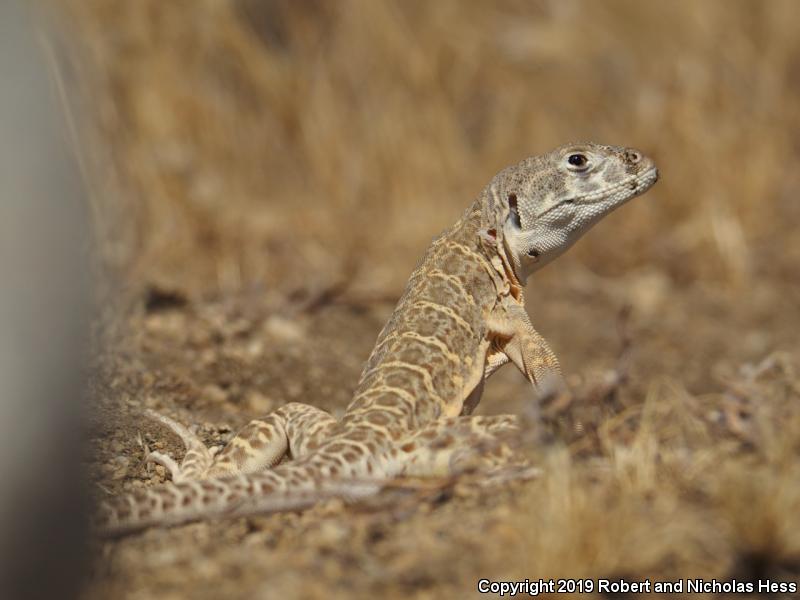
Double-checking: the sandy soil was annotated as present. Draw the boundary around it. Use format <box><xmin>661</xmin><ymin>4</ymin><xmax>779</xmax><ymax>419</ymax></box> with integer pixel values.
<box><xmin>83</xmin><ymin>274</ymin><xmax>800</xmax><ymax>599</ymax></box>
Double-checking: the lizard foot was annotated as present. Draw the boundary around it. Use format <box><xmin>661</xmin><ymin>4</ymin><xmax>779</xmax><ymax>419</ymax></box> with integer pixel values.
<box><xmin>143</xmin><ymin>409</ymin><xmax>217</xmax><ymax>482</ymax></box>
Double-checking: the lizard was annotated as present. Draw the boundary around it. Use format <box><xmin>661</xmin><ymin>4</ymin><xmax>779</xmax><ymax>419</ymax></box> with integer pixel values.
<box><xmin>97</xmin><ymin>142</ymin><xmax>658</xmax><ymax>536</ymax></box>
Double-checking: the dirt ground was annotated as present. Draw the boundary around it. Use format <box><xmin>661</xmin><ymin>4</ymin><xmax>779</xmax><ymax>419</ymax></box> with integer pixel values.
<box><xmin>56</xmin><ymin>1</ymin><xmax>800</xmax><ymax>598</ymax></box>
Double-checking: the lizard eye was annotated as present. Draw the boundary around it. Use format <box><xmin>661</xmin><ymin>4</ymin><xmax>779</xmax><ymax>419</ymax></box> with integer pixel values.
<box><xmin>566</xmin><ymin>153</ymin><xmax>589</xmax><ymax>171</ymax></box>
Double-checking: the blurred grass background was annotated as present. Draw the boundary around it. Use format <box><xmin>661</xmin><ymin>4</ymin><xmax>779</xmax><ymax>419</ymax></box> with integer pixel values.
<box><xmin>61</xmin><ymin>0</ymin><xmax>800</xmax><ymax>298</ymax></box>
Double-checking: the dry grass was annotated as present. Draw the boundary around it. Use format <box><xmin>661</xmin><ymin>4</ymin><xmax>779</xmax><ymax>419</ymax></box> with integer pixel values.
<box><xmin>62</xmin><ymin>0</ymin><xmax>800</xmax><ymax>293</ymax></box>
<box><xmin>56</xmin><ymin>0</ymin><xmax>800</xmax><ymax>598</ymax></box>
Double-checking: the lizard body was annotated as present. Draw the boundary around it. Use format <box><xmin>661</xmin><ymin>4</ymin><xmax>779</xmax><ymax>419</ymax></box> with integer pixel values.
<box><xmin>98</xmin><ymin>143</ymin><xmax>658</xmax><ymax>535</ymax></box>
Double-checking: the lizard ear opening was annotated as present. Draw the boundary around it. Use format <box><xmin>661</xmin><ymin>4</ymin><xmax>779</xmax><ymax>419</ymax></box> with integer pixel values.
<box><xmin>478</xmin><ymin>227</ymin><xmax>497</xmax><ymax>246</ymax></box>
<box><xmin>507</xmin><ymin>193</ymin><xmax>521</xmax><ymax>229</ymax></box>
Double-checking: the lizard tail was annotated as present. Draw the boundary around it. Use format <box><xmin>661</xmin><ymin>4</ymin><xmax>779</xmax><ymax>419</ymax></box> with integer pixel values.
<box><xmin>95</xmin><ymin>461</ymin><xmax>382</xmax><ymax>537</ymax></box>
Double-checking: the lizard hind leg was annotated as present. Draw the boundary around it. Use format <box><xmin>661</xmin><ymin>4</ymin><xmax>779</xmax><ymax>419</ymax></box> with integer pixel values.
<box><xmin>205</xmin><ymin>402</ymin><xmax>338</xmax><ymax>478</ymax></box>
<box><xmin>142</xmin><ymin>402</ymin><xmax>337</xmax><ymax>482</ymax></box>
<box><xmin>396</xmin><ymin>415</ymin><xmax>539</xmax><ymax>482</ymax></box>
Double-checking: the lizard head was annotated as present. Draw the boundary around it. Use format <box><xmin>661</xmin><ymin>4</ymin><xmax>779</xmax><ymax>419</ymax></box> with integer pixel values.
<box><xmin>482</xmin><ymin>142</ymin><xmax>659</xmax><ymax>283</ymax></box>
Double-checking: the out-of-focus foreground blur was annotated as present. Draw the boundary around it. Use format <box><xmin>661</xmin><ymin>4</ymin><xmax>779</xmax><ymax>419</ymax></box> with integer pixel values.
<box><xmin>1</xmin><ymin>3</ymin><xmax>89</xmax><ymax>600</ymax></box>
<box><xmin>50</xmin><ymin>1</ymin><xmax>800</xmax><ymax>598</ymax></box>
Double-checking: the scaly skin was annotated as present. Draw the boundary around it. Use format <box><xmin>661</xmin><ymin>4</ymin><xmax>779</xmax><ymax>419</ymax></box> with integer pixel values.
<box><xmin>97</xmin><ymin>143</ymin><xmax>658</xmax><ymax>536</ymax></box>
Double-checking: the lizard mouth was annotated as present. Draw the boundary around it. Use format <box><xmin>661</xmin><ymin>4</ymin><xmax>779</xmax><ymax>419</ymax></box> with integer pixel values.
<box><xmin>574</xmin><ymin>166</ymin><xmax>659</xmax><ymax>204</ymax></box>
<box><xmin>537</xmin><ymin>166</ymin><xmax>659</xmax><ymax>218</ymax></box>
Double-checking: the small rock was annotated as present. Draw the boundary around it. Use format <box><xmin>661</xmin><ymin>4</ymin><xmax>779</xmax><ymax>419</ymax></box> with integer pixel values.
<box><xmin>247</xmin><ymin>339</ymin><xmax>264</xmax><ymax>357</ymax></box>
<box><xmin>247</xmin><ymin>391</ymin><xmax>274</xmax><ymax>413</ymax></box>
<box><xmin>286</xmin><ymin>382</ymin><xmax>303</xmax><ymax>399</ymax></box>
<box><xmin>264</xmin><ymin>315</ymin><xmax>304</xmax><ymax>343</ymax></box>
<box><xmin>203</xmin><ymin>384</ymin><xmax>228</xmax><ymax>404</ymax></box>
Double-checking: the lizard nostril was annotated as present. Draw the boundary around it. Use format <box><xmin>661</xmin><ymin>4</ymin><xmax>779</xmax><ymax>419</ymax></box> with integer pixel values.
<box><xmin>625</xmin><ymin>150</ymin><xmax>642</xmax><ymax>164</ymax></box>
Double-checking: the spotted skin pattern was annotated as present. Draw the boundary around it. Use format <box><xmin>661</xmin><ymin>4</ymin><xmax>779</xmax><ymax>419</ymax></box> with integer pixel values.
<box><xmin>98</xmin><ymin>143</ymin><xmax>658</xmax><ymax>535</ymax></box>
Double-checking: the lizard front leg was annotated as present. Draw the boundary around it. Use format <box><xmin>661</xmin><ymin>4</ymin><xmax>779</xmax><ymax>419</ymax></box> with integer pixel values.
<box><xmin>460</xmin><ymin>346</ymin><xmax>509</xmax><ymax>416</ymax></box>
<box><xmin>486</xmin><ymin>302</ymin><xmax>566</xmax><ymax>394</ymax></box>
<box><xmin>485</xmin><ymin>347</ymin><xmax>510</xmax><ymax>379</ymax></box>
